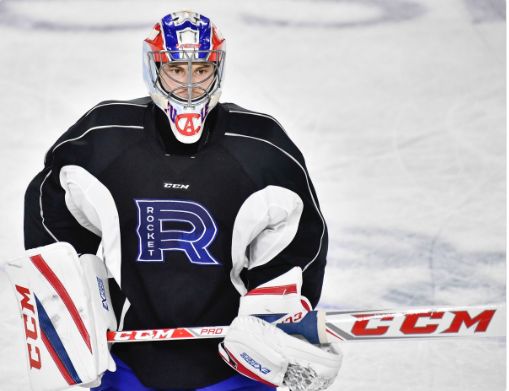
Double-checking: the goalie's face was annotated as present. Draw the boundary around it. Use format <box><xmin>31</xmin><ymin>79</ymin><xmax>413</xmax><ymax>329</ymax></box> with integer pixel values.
<box><xmin>159</xmin><ymin>62</ymin><xmax>215</xmax><ymax>100</ymax></box>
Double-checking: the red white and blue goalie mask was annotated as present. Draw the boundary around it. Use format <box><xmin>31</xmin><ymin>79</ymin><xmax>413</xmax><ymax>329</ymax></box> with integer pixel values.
<box><xmin>143</xmin><ymin>11</ymin><xmax>226</xmax><ymax>144</ymax></box>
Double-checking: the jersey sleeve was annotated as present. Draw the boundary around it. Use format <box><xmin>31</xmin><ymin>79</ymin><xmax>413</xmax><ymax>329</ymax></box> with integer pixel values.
<box><xmin>24</xmin><ymin>147</ymin><xmax>103</xmax><ymax>255</ymax></box>
<box><xmin>224</xmin><ymin>109</ymin><xmax>328</xmax><ymax>309</ymax></box>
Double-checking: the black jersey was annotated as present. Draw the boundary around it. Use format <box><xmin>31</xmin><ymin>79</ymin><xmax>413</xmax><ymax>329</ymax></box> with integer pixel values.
<box><xmin>24</xmin><ymin>97</ymin><xmax>328</xmax><ymax>389</ymax></box>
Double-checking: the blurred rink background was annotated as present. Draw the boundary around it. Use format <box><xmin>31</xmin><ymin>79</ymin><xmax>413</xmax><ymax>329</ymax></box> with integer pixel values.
<box><xmin>0</xmin><ymin>0</ymin><xmax>505</xmax><ymax>390</ymax></box>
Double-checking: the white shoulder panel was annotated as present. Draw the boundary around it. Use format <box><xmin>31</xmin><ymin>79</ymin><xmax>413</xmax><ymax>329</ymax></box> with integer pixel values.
<box><xmin>231</xmin><ymin>185</ymin><xmax>303</xmax><ymax>295</ymax></box>
<box><xmin>59</xmin><ymin>165</ymin><xmax>122</xmax><ymax>286</ymax></box>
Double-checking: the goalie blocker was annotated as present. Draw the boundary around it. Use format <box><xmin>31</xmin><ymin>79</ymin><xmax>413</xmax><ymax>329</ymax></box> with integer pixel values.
<box><xmin>4</xmin><ymin>242</ymin><xmax>117</xmax><ymax>391</ymax></box>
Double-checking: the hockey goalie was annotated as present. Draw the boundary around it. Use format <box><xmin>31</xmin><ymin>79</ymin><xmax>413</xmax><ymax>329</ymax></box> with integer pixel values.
<box><xmin>11</xmin><ymin>8</ymin><xmax>342</xmax><ymax>391</ymax></box>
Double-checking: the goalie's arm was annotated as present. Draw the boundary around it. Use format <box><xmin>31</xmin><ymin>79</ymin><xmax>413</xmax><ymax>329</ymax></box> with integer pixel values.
<box><xmin>239</xmin><ymin>183</ymin><xmax>328</xmax><ymax>309</ymax></box>
<box><xmin>24</xmin><ymin>126</ymin><xmax>125</xmax><ymax>287</ymax></box>
<box><xmin>24</xmin><ymin>137</ymin><xmax>101</xmax><ymax>254</ymax></box>
<box><xmin>225</xmin><ymin>121</ymin><xmax>328</xmax><ymax>308</ymax></box>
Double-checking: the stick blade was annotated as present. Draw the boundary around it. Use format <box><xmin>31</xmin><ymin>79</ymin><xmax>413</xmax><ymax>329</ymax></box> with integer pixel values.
<box><xmin>324</xmin><ymin>304</ymin><xmax>506</xmax><ymax>343</ymax></box>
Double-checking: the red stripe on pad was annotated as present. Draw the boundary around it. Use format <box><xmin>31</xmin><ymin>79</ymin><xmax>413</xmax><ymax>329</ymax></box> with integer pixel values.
<box><xmin>30</xmin><ymin>255</ymin><xmax>92</xmax><ymax>353</ymax></box>
<box><xmin>245</xmin><ymin>284</ymin><xmax>298</xmax><ymax>296</ymax></box>
<box><xmin>40</xmin><ymin>331</ymin><xmax>76</xmax><ymax>386</ymax></box>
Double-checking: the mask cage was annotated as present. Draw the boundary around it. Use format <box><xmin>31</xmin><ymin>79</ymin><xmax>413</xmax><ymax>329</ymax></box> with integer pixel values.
<box><xmin>147</xmin><ymin>50</ymin><xmax>226</xmax><ymax>108</ymax></box>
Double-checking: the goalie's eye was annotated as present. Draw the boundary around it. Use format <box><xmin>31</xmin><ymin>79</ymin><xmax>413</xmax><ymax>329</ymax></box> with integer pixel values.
<box><xmin>162</xmin><ymin>65</ymin><xmax>187</xmax><ymax>79</ymax></box>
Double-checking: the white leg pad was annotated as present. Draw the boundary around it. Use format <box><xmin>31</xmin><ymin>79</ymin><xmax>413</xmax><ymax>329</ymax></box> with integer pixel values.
<box><xmin>4</xmin><ymin>242</ymin><xmax>117</xmax><ymax>391</ymax></box>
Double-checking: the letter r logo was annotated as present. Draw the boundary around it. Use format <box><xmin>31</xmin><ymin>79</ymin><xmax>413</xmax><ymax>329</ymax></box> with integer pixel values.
<box><xmin>135</xmin><ymin>199</ymin><xmax>220</xmax><ymax>265</ymax></box>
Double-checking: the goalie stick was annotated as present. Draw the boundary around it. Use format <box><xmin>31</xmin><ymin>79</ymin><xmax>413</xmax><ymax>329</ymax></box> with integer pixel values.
<box><xmin>107</xmin><ymin>303</ymin><xmax>506</xmax><ymax>344</ymax></box>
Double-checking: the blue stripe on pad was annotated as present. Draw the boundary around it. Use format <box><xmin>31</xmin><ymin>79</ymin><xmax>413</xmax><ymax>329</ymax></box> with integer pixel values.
<box><xmin>35</xmin><ymin>295</ymin><xmax>83</xmax><ymax>384</ymax></box>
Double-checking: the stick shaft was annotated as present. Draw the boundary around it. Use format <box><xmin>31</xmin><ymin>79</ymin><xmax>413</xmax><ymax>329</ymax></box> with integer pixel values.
<box><xmin>107</xmin><ymin>326</ymin><xmax>229</xmax><ymax>342</ymax></box>
<box><xmin>106</xmin><ymin>303</ymin><xmax>506</xmax><ymax>343</ymax></box>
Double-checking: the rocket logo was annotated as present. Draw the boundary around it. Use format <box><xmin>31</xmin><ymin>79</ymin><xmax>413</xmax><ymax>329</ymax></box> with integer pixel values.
<box><xmin>135</xmin><ymin>199</ymin><xmax>220</xmax><ymax>265</ymax></box>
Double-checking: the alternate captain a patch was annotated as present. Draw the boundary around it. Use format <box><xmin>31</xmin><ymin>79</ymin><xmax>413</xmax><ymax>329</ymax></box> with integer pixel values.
<box><xmin>135</xmin><ymin>199</ymin><xmax>220</xmax><ymax>265</ymax></box>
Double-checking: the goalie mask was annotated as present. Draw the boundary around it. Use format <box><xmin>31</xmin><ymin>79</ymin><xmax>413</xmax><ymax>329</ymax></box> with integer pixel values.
<box><xmin>143</xmin><ymin>10</ymin><xmax>226</xmax><ymax>144</ymax></box>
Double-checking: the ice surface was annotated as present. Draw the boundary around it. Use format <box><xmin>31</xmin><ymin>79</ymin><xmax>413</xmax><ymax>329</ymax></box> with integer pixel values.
<box><xmin>0</xmin><ymin>0</ymin><xmax>505</xmax><ymax>390</ymax></box>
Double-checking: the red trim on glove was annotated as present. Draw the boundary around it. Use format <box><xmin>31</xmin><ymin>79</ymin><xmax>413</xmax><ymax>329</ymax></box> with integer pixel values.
<box><xmin>245</xmin><ymin>284</ymin><xmax>297</xmax><ymax>296</ymax></box>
